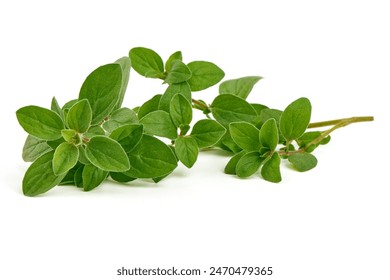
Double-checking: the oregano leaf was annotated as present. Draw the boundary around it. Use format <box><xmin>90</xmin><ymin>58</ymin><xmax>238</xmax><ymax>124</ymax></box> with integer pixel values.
<box><xmin>79</xmin><ymin>63</ymin><xmax>122</xmax><ymax>124</ymax></box>
<box><xmin>85</xmin><ymin>136</ymin><xmax>130</xmax><ymax>172</ymax></box>
<box><xmin>175</xmin><ymin>136</ymin><xmax>199</xmax><ymax>168</ymax></box>
<box><xmin>164</xmin><ymin>59</ymin><xmax>192</xmax><ymax>84</ymax></box>
<box><xmin>22</xmin><ymin>151</ymin><xmax>66</xmax><ymax>196</ymax></box>
<box><xmin>211</xmin><ymin>95</ymin><xmax>257</xmax><ymax>126</ymax></box>
<box><xmin>16</xmin><ymin>106</ymin><xmax>64</xmax><ymax>140</ymax></box>
<box><xmin>170</xmin><ymin>94</ymin><xmax>192</xmax><ymax>127</ymax></box>
<box><xmin>140</xmin><ymin>110</ymin><xmax>178</xmax><ymax>139</ymax></box>
<box><xmin>280</xmin><ymin>97</ymin><xmax>312</xmax><ymax>141</ymax></box>
<box><xmin>219</xmin><ymin>76</ymin><xmax>262</xmax><ymax>99</ymax></box>
<box><xmin>187</xmin><ymin>61</ymin><xmax>225</xmax><ymax>91</ymax></box>
<box><xmin>224</xmin><ymin>150</ymin><xmax>245</xmax><ymax>175</ymax></box>
<box><xmin>22</xmin><ymin>135</ymin><xmax>52</xmax><ymax>162</ymax></box>
<box><xmin>259</xmin><ymin>118</ymin><xmax>279</xmax><ymax>151</ymax></box>
<box><xmin>52</xmin><ymin>142</ymin><xmax>79</xmax><ymax>175</ymax></box>
<box><xmin>82</xmin><ymin>164</ymin><xmax>108</xmax><ymax>191</ymax></box>
<box><xmin>229</xmin><ymin>122</ymin><xmax>261</xmax><ymax>152</ymax></box>
<box><xmin>261</xmin><ymin>153</ymin><xmax>282</xmax><ymax>183</ymax></box>
<box><xmin>102</xmin><ymin>107</ymin><xmax>138</xmax><ymax>133</ymax></box>
<box><xmin>114</xmin><ymin>56</ymin><xmax>131</xmax><ymax>110</ymax></box>
<box><xmin>165</xmin><ymin>51</ymin><xmax>182</xmax><ymax>72</ymax></box>
<box><xmin>126</xmin><ymin>135</ymin><xmax>178</xmax><ymax>178</ymax></box>
<box><xmin>109</xmin><ymin>124</ymin><xmax>143</xmax><ymax>153</ymax></box>
<box><xmin>288</xmin><ymin>153</ymin><xmax>318</xmax><ymax>172</ymax></box>
<box><xmin>190</xmin><ymin>119</ymin><xmax>226</xmax><ymax>148</ymax></box>
<box><xmin>236</xmin><ymin>151</ymin><xmax>263</xmax><ymax>178</ymax></box>
<box><xmin>137</xmin><ymin>94</ymin><xmax>162</xmax><ymax>119</ymax></box>
<box><xmin>129</xmin><ymin>47</ymin><xmax>164</xmax><ymax>79</ymax></box>
<box><xmin>159</xmin><ymin>82</ymin><xmax>191</xmax><ymax>113</ymax></box>
<box><xmin>66</xmin><ymin>99</ymin><xmax>92</xmax><ymax>133</ymax></box>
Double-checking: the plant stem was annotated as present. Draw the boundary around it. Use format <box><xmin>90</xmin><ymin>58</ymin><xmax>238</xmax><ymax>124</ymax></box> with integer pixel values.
<box><xmin>278</xmin><ymin>115</ymin><xmax>374</xmax><ymax>157</ymax></box>
<box><xmin>308</xmin><ymin>116</ymin><xmax>374</xmax><ymax>128</ymax></box>
<box><xmin>192</xmin><ymin>98</ymin><xmax>209</xmax><ymax>110</ymax></box>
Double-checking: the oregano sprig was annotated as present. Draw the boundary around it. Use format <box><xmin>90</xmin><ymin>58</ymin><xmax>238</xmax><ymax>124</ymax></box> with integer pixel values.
<box><xmin>16</xmin><ymin>46</ymin><xmax>374</xmax><ymax>196</ymax></box>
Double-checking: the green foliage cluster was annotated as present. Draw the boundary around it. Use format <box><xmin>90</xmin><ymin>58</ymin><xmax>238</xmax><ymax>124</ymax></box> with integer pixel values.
<box><xmin>16</xmin><ymin>47</ymin><xmax>373</xmax><ymax>196</ymax></box>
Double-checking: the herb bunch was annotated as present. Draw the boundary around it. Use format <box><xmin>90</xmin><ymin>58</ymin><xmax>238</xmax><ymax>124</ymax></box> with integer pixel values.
<box><xmin>16</xmin><ymin>47</ymin><xmax>373</xmax><ymax>196</ymax></box>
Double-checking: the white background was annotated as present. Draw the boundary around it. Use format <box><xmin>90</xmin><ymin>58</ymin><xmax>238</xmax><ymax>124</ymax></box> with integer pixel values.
<box><xmin>1</xmin><ymin>0</ymin><xmax>389</xmax><ymax>279</ymax></box>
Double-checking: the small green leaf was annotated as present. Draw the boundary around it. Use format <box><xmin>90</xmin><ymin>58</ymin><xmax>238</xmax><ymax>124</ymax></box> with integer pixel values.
<box><xmin>127</xmin><ymin>135</ymin><xmax>178</xmax><ymax>178</ymax></box>
<box><xmin>109</xmin><ymin>124</ymin><xmax>143</xmax><ymax>153</ymax></box>
<box><xmin>66</xmin><ymin>99</ymin><xmax>92</xmax><ymax>133</ymax></box>
<box><xmin>110</xmin><ymin>172</ymin><xmax>136</xmax><ymax>183</ymax></box>
<box><xmin>159</xmin><ymin>82</ymin><xmax>191</xmax><ymax>113</ymax></box>
<box><xmin>187</xmin><ymin>61</ymin><xmax>225</xmax><ymax>91</ymax></box>
<box><xmin>22</xmin><ymin>135</ymin><xmax>52</xmax><ymax>162</ymax></box>
<box><xmin>53</xmin><ymin>142</ymin><xmax>79</xmax><ymax>175</ymax></box>
<box><xmin>16</xmin><ymin>106</ymin><xmax>64</xmax><ymax>140</ymax></box>
<box><xmin>22</xmin><ymin>151</ymin><xmax>66</xmax><ymax>196</ymax></box>
<box><xmin>51</xmin><ymin>97</ymin><xmax>64</xmax><ymax>121</ymax></box>
<box><xmin>229</xmin><ymin>122</ymin><xmax>261</xmax><ymax>152</ymax></box>
<box><xmin>79</xmin><ymin>63</ymin><xmax>122</xmax><ymax>124</ymax></box>
<box><xmin>251</xmin><ymin>103</ymin><xmax>269</xmax><ymax>126</ymax></box>
<box><xmin>211</xmin><ymin>95</ymin><xmax>257</xmax><ymax>126</ymax></box>
<box><xmin>78</xmin><ymin>145</ymin><xmax>90</xmax><ymax>165</ymax></box>
<box><xmin>288</xmin><ymin>153</ymin><xmax>318</xmax><ymax>172</ymax></box>
<box><xmin>140</xmin><ymin>110</ymin><xmax>178</xmax><ymax>139</ymax></box>
<box><xmin>165</xmin><ymin>51</ymin><xmax>182</xmax><ymax>72</ymax></box>
<box><xmin>217</xmin><ymin>130</ymin><xmax>243</xmax><ymax>153</ymax></box>
<box><xmin>236</xmin><ymin>151</ymin><xmax>263</xmax><ymax>178</ymax></box>
<box><xmin>164</xmin><ymin>59</ymin><xmax>192</xmax><ymax>84</ymax></box>
<box><xmin>114</xmin><ymin>56</ymin><xmax>131</xmax><ymax>110</ymax></box>
<box><xmin>170</xmin><ymin>94</ymin><xmax>192</xmax><ymax>127</ymax></box>
<box><xmin>129</xmin><ymin>47</ymin><xmax>164</xmax><ymax>78</ymax></box>
<box><xmin>58</xmin><ymin>163</ymin><xmax>82</xmax><ymax>186</ymax></box>
<box><xmin>175</xmin><ymin>136</ymin><xmax>199</xmax><ymax>168</ymax></box>
<box><xmin>82</xmin><ymin>164</ymin><xmax>108</xmax><ymax>191</ymax></box>
<box><xmin>280</xmin><ymin>97</ymin><xmax>312</xmax><ymax>141</ymax></box>
<box><xmin>74</xmin><ymin>165</ymin><xmax>84</xmax><ymax>188</ymax></box>
<box><xmin>219</xmin><ymin>76</ymin><xmax>262</xmax><ymax>99</ymax></box>
<box><xmin>62</xmin><ymin>99</ymin><xmax>78</xmax><ymax>110</ymax></box>
<box><xmin>190</xmin><ymin>119</ymin><xmax>226</xmax><ymax>148</ymax></box>
<box><xmin>259</xmin><ymin>118</ymin><xmax>279</xmax><ymax>150</ymax></box>
<box><xmin>138</xmin><ymin>94</ymin><xmax>162</xmax><ymax>119</ymax></box>
<box><xmin>61</xmin><ymin>129</ymin><xmax>80</xmax><ymax>145</ymax></box>
<box><xmin>224</xmin><ymin>150</ymin><xmax>245</xmax><ymax>175</ymax></box>
<box><xmin>84</xmin><ymin>125</ymin><xmax>105</xmax><ymax>139</ymax></box>
<box><xmin>260</xmin><ymin>109</ymin><xmax>282</xmax><ymax>125</ymax></box>
<box><xmin>85</xmin><ymin>136</ymin><xmax>130</xmax><ymax>172</ymax></box>
<box><xmin>261</xmin><ymin>153</ymin><xmax>282</xmax><ymax>183</ymax></box>
<box><xmin>102</xmin><ymin>107</ymin><xmax>138</xmax><ymax>133</ymax></box>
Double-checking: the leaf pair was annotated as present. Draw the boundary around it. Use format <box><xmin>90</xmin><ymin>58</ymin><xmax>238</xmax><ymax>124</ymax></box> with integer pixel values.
<box><xmin>129</xmin><ymin>47</ymin><xmax>225</xmax><ymax>91</ymax></box>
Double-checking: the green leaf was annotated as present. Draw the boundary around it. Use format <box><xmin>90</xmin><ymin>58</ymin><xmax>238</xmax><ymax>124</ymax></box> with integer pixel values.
<box><xmin>288</xmin><ymin>153</ymin><xmax>318</xmax><ymax>172</ymax></box>
<box><xmin>127</xmin><ymin>135</ymin><xmax>178</xmax><ymax>178</ymax></box>
<box><xmin>82</xmin><ymin>164</ymin><xmax>108</xmax><ymax>191</ymax></box>
<box><xmin>236</xmin><ymin>151</ymin><xmax>263</xmax><ymax>178</ymax></box>
<box><xmin>140</xmin><ymin>110</ymin><xmax>178</xmax><ymax>139</ymax></box>
<box><xmin>102</xmin><ymin>107</ymin><xmax>138</xmax><ymax>133</ymax></box>
<box><xmin>58</xmin><ymin>163</ymin><xmax>82</xmax><ymax>186</ymax></box>
<box><xmin>114</xmin><ymin>56</ymin><xmax>131</xmax><ymax>110</ymax></box>
<box><xmin>159</xmin><ymin>82</ymin><xmax>191</xmax><ymax>113</ymax></box>
<box><xmin>66</xmin><ymin>99</ymin><xmax>92</xmax><ymax>133</ymax></box>
<box><xmin>165</xmin><ymin>51</ymin><xmax>182</xmax><ymax>72</ymax></box>
<box><xmin>22</xmin><ymin>135</ymin><xmax>52</xmax><ymax>162</ymax></box>
<box><xmin>78</xmin><ymin>145</ymin><xmax>91</xmax><ymax>165</ymax></box>
<box><xmin>84</xmin><ymin>125</ymin><xmax>105</xmax><ymax>139</ymax></box>
<box><xmin>137</xmin><ymin>94</ymin><xmax>162</xmax><ymax>119</ymax></box>
<box><xmin>16</xmin><ymin>106</ymin><xmax>64</xmax><ymax>140</ymax></box>
<box><xmin>110</xmin><ymin>172</ymin><xmax>136</xmax><ymax>183</ymax></box>
<box><xmin>109</xmin><ymin>124</ymin><xmax>143</xmax><ymax>153</ymax></box>
<box><xmin>211</xmin><ymin>95</ymin><xmax>257</xmax><ymax>126</ymax></box>
<box><xmin>259</xmin><ymin>118</ymin><xmax>279</xmax><ymax>150</ymax></box>
<box><xmin>261</xmin><ymin>153</ymin><xmax>282</xmax><ymax>183</ymax></box>
<box><xmin>251</xmin><ymin>103</ymin><xmax>269</xmax><ymax>126</ymax></box>
<box><xmin>61</xmin><ymin>129</ymin><xmax>78</xmax><ymax>143</ymax></box>
<box><xmin>224</xmin><ymin>150</ymin><xmax>245</xmax><ymax>175</ymax></box>
<box><xmin>260</xmin><ymin>108</ymin><xmax>282</xmax><ymax>125</ymax></box>
<box><xmin>280</xmin><ymin>97</ymin><xmax>312</xmax><ymax>141</ymax></box>
<box><xmin>79</xmin><ymin>63</ymin><xmax>122</xmax><ymax>124</ymax></box>
<box><xmin>229</xmin><ymin>122</ymin><xmax>261</xmax><ymax>152</ymax></box>
<box><xmin>129</xmin><ymin>47</ymin><xmax>164</xmax><ymax>78</ymax></box>
<box><xmin>62</xmin><ymin>99</ymin><xmax>78</xmax><ymax>110</ymax></box>
<box><xmin>52</xmin><ymin>142</ymin><xmax>79</xmax><ymax>175</ymax></box>
<box><xmin>47</xmin><ymin>138</ymin><xmax>65</xmax><ymax>149</ymax></box>
<box><xmin>216</xmin><ymin>130</ymin><xmax>243</xmax><ymax>153</ymax></box>
<box><xmin>187</xmin><ymin>61</ymin><xmax>225</xmax><ymax>91</ymax></box>
<box><xmin>219</xmin><ymin>76</ymin><xmax>262</xmax><ymax>99</ymax></box>
<box><xmin>74</xmin><ymin>165</ymin><xmax>84</xmax><ymax>188</ymax></box>
<box><xmin>169</xmin><ymin>94</ymin><xmax>192</xmax><ymax>127</ymax></box>
<box><xmin>51</xmin><ymin>97</ymin><xmax>64</xmax><ymax>120</ymax></box>
<box><xmin>85</xmin><ymin>136</ymin><xmax>130</xmax><ymax>172</ymax></box>
<box><xmin>22</xmin><ymin>151</ymin><xmax>66</xmax><ymax>196</ymax></box>
<box><xmin>190</xmin><ymin>119</ymin><xmax>226</xmax><ymax>148</ymax></box>
<box><xmin>164</xmin><ymin>59</ymin><xmax>192</xmax><ymax>84</ymax></box>
<box><xmin>175</xmin><ymin>136</ymin><xmax>199</xmax><ymax>168</ymax></box>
